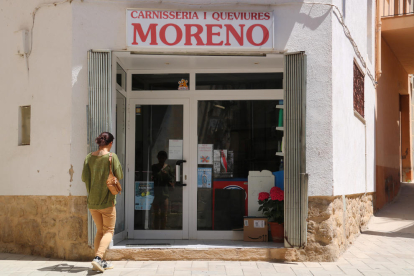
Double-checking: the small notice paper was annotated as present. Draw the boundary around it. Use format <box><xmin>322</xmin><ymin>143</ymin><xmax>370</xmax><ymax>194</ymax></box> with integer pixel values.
<box><xmin>254</xmin><ymin>220</ymin><xmax>265</xmax><ymax>228</ymax></box>
<box><xmin>169</xmin><ymin>140</ymin><xmax>183</xmax><ymax>160</ymax></box>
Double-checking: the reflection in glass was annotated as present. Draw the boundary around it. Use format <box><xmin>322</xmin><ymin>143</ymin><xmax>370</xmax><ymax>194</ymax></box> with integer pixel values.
<box><xmin>151</xmin><ymin>151</ymin><xmax>175</xmax><ymax>229</ymax></box>
<box><xmin>115</xmin><ymin>92</ymin><xmax>126</xmax><ymax>234</ymax></box>
<box><xmin>197</xmin><ymin>100</ymin><xmax>283</xmax><ymax>231</ymax></box>
<box><xmin>132</xmin><ymin>74</ymin><xmax>190</xmax><ymax>91</ymax></box>
<box><xmin>134</xmin><ymin>105</ymin><xmax>183</xmax><ymax>230</ymax></box>
<box><xmin>196</xmin><ymin>73</ymin><xmax>283</xmax><ymax>90</ymax></box>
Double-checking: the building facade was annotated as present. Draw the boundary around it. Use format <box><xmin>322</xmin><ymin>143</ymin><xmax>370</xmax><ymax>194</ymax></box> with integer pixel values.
<box><xmin>0</xmin><ymin>0</ymin><xmax>376</xmax><ymax>261</ymax></box>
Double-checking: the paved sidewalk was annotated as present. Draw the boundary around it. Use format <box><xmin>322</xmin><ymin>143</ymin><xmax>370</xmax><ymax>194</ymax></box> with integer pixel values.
<box><xmin>1</xmin><ymin>183</ymin><xmax>414</xmax><ymax>276</ymax></box>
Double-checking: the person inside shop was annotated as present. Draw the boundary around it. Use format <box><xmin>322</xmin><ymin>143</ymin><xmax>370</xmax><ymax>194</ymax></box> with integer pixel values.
<box><xmin>151</xmin><ymin>150</ymin><xmax>175</xmax><ymax>229</ymax></box>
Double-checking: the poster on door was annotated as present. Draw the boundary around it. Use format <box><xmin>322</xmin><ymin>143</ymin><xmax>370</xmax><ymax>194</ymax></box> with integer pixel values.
<box><xmin>213</xmin><ymin>149</ymin><xmax>234</xmax><ymax>178</ymax></box>
<box><xmin>197</xmin><ymin>167</ymin><xmax>212</xmax><ymax>188</ymax></box>
<box><xmin>135</xmin><ymin>181</ymin><xmax>155</xmax><ymax>210</ymax></box>
<box><xmin>198</xmin><ymin>144</ymin><xmax>213</xmax><ymax>165</ymax></box>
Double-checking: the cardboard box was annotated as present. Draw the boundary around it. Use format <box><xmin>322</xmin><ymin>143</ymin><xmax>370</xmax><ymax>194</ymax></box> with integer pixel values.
<box><xmin>243</xmin><ymin>217</ymin><xmax>268</xmax><ymax>242</ymax></box>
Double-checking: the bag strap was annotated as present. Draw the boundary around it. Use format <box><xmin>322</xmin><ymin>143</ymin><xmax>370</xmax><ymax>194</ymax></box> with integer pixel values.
<box><xmin>109</xmin><ymin>153</ymin><xmax>113</xmax><ymax>174</ymax></box>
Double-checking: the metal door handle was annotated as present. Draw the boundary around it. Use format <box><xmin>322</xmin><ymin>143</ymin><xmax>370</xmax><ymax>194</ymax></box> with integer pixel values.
<box><xmin>176</xmin><ymin>160</ymin><xmax>187</xmax><ymax>186</ymax></box>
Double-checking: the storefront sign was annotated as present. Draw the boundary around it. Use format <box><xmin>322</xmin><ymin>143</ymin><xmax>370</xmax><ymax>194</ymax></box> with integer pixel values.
<box><xmin>127</xmin><ymin>10</ymin><xmax>274</xmax><ymax>49</ymax></box>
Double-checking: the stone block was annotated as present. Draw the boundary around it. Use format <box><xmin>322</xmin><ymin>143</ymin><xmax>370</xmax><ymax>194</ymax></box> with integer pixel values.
<box><xmin>13</xmin><ymin>219</ymin><xmax>41</xmax><ymax>247</ymax></box>
<box><xmin>43</xmin><ymin>232</ymin><xmax>57</xmax><ymax>248</ymax></box>
<box><xmin>51</xmin><ymin>197</ymin><xmax>69</xmax><ymax>215</ymax></box>
<box><xmin>0</xmin><ymin>197</ymin><xmax>10</xmax><ymax>216</ymax></box>
<box><xmin>10</xmin><ymin>205</ymin><xmax>24</xmax><ymax>218</ymax></box>
<box><xmin>0</xmin><ymin>196</ymin><xmax>91</xmax><ymax>261</ymax></box>
<box><xmin>0</xmin><ymin>217</ymin><xmax>14</xmax><ymax>243</ymax></box>
<box><xmin>23</xmin><ymin>198</ymin><xmax>38</xmax><ymax>217</ymax></box>
<box><xmin>70</xmin><ymin>197</ymin><xmax>88</xmax><ymax>216</ymax></box>
<box><xmin>57</xmin><ymin>246</ymin><xmax>66</xmax><ymax>259</ymax></box>
<box><xmin>57</xmin><ymin>216</ymin><xmax>83</xmax><ymax>241</ymax></box>
<box><xmin>41</xmin><ymin>217</ymin><xmax>57</xmax><ymax>229</ymax></box>
<box><xmin>301</xmin><ymin>194</ymin><xmax>374</xmax><ymax>262</ymax></box>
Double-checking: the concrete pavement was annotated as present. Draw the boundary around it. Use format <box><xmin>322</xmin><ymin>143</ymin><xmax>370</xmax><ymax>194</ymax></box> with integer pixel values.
<box><xmin>1</xmin><ymin>183</ymin><xmax>414</xmax><ymax>276</ymax></box>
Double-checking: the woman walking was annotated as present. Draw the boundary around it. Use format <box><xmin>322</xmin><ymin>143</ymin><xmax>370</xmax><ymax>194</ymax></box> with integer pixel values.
<box><xmin>82</xmin><ymin>132</ymin><xmax>123</xmax><ymax>272</ymax></box>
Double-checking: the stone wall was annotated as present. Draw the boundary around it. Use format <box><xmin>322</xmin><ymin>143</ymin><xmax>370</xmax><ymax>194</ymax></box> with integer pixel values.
<box><xmin>286</xmin><ymin>193</ymin><xmax>374</xmax><ymax>262</ymax></box>
<box><xmin>0</xmin><ymin>194</ymin><xmax>373</xmax><ymax>262</ymax></box>
<box><xmin>0</xmin><ymin>196</ymin><xmax>94</xmax><ymax>261</ymax></box>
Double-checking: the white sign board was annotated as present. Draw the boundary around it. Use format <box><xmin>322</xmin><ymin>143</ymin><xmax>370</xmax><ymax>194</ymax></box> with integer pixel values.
<box><xmin>127</xmin><ymin>10</ymin><xmax>274</xmax><ymax>49</ymax></box>
<box><xmin>247</xmin><ymin>170</ymin><xmax>275</xmax><ymax>217</ymax></box>
<box><xmin>168</xmin><ymin>139</ymin><xmax>183</xmax><ymax>160</ymax></box>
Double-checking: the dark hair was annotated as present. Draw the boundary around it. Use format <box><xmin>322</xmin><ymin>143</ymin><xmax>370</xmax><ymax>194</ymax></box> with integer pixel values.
<box><xmin>95</xmin><ymin>132</ymin><xmax>114</xmax><ymax>147</ymax></box>
<box><xmin>157</xmin><ymin>151</ymin><xmax>168</xmax><ymax>159</ymax></box>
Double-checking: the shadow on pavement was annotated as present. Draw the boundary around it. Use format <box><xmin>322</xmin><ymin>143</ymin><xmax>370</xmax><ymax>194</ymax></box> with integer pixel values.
<box><xmin>362</xmin><ymin>182</ymin><xmax>414</xmax><ymax>239</ymax></box>
<box><xmin>37</xmin><ymin>263</ymin><xmax>100</xmax><ymax>274</ymax></box>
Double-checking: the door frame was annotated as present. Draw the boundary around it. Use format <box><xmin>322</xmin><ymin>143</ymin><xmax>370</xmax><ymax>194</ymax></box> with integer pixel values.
<box><xmin>121</xmin><ymin>54</ymin><xmax>284</xmax><ymax>240</ymax></box>
<box><xmin>112</xmin><ymin>56</ymin><xmax>128</xmax><ymax>245</ymax></box>
<box><xmin>126</xmin><ymin>98</ymin><xmax>191</xmax><ymax>239</ymax></box>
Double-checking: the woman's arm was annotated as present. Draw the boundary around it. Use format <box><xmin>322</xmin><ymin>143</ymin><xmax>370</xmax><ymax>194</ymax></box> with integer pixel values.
<box><xmin>112</xmin><ymin>154</ymin><xmax>124</xmax><ymax>180</ymax></box>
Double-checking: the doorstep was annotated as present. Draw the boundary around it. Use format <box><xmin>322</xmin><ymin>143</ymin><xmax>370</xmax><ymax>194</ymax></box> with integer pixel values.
<box><xmin>106</xmin><ymin>240</ymin><xmax>288</xmax><ymax>261</ymax></box>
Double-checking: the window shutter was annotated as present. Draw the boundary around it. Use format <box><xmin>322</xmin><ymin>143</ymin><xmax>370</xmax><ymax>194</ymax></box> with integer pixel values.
<box><xmin>284</xmin><ymin>52</ymin><xmax>308</xmax><ymax>248</ymax></box>
<box><xmin>87</xmin><ymin>50</ymin><xmax>112</xmax><ymax>247</ymax></box>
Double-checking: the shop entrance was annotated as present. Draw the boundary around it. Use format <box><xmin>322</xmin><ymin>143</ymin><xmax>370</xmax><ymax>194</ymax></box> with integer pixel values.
<box><xmin>114</xmin><ymin>53</ymin><xmax>284</xmax><ymax>241</ymax></box>
<box><xmin>128</xmin><ymin>99</ymin><xmax>190</xmax><ymax>239</ymax></box>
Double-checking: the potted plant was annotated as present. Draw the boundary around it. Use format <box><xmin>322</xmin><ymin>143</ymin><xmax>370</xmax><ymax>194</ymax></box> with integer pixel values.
<box><xmin>258</xmin><ymin>187</ymin><xmax>284</xmax><ymax>243</ymax></box>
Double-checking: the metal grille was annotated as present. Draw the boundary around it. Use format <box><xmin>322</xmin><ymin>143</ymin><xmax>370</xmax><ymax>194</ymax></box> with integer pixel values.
<box><xmin>353</xmin><ymin>62</ymin><xmax>365</xmax><ymax>118</ymax></box>
<box><xmin>284</xmin><ymin>52</ymin><xmax>308</xmax><ymax>248</ymax></box>
<box><xmin>87</xmin><ymin>50</ymin><xmax>112</xmax><ymax>247</ymax></box>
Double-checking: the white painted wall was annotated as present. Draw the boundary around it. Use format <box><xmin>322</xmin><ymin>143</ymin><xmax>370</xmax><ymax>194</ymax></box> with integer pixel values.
<box><xmin>276</xmin><ymin>3</ymin><xmax>334</xmax><ymax>196</ymax></box>
<box><xmin>0</xmin><ymin>0</ymin><xmax>73</xmax><ymax>196</ymax></box>
<box><xmin>332</xmin><ymin>0</ymin><xmax>376</xmax><ymax>195</ymax></box>
<box><xmin>1</xmin><ymin>0</ymin><xmax>375</xmax><ymax>197</ymax></box>
<box><xmin>70</xmin><ymin>0</ymin><xmax>334</xmax><ymax>197</ymax></box>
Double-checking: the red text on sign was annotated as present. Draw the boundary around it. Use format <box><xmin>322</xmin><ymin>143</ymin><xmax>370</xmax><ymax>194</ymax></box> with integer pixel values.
<box><xmin>131</xmin><ymin>23</ymin><xmax>270</xmax><ymax>46</ymax></box>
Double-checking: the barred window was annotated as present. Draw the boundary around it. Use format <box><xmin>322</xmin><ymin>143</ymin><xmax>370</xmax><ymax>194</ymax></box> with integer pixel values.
<box><xmin>353</xmin><ymin>62</ymin><xmax>364</xmax><ymax>118</ymax></box>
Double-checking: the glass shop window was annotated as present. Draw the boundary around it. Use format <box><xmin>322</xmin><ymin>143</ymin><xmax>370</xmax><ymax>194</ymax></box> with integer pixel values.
<box><xmin>197</xmin><ymin>100</ymin><xmax>284</xmax><ymax>231</ymax></box>
<box><xmin>196</xmin><ymin>73</ymin><xmax>283</xmax><ymax>90</ymax></box>
<box><xmin>132</xmin><ymin>74</ymin><xmax>190</xmax><ymax>91</ymax></box>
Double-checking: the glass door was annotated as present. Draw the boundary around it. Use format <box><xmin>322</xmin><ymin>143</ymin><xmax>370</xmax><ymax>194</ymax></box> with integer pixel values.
<box><xmin>127</xmin><ymin>99</ymin><xmax>189</xmax><ymax>239</ymax></box>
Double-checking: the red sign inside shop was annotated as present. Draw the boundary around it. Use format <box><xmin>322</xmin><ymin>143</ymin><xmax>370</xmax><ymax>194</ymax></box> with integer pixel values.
<box><xmin>126</xmin><ymin>10</ymin><xmax>274</xmax><ymax>49</ymax></box>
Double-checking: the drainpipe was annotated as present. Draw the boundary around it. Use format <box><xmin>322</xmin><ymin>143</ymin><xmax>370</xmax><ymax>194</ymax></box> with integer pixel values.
<box><xmin>365</xmin><ymin>55</ymin><xmax>368</xmax><ymax>194</ymax></box>
<box><xmin>375</xmin><ymin>0</ymin><xmax>382</xmax><ymax>80</ymax></box>
<box><xmin>365</xmin><ymin>115</ymin><xmax>368</xmax><ymax>194</ymax></box>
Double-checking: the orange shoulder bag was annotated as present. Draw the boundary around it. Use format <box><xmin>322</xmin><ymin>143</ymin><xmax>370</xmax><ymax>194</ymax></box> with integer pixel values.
<box><xmin>107</xmin><ymin>153</ymin><xmax>122</xmax><ymax>195</ymax></box>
